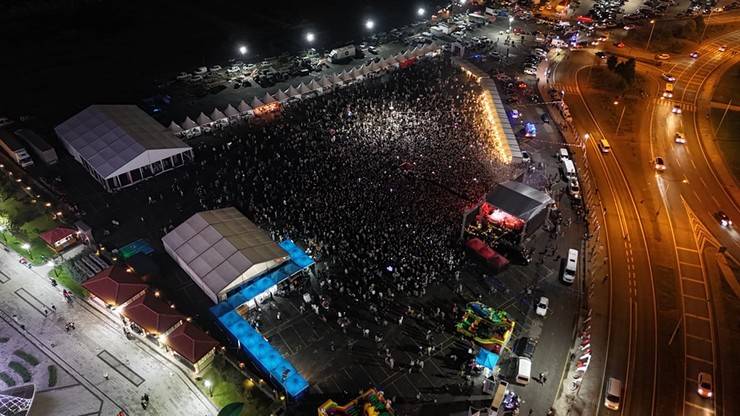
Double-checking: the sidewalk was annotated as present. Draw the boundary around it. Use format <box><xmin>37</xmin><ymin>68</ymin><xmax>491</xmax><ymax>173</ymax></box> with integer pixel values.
<box><xmin>536</xmin><ymin>60</ymin><xmax>612</xmax><ymax>416</ymax></box>
<box><xmin>0</xmin><ymin>248</ymin><xmax>218</xmax><ymax>416</ymax></box>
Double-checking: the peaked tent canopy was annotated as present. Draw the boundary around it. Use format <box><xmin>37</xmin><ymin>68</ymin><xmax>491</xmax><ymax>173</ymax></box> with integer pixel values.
<box><xmin>274</xmin><ymin>89</ymin><xmax>290</xmax><ymax>102</ymax></box>
<box><xmin>237</xmin><ymin>100</ymin><xmax>252</xmax><ymax>114</ymax></box>
<box><xmin>223</xmin><ymin>104</ymin><xmax>239</xmax><ymax>117</ymax></box>
<box><xmin>169</xmin><ymin>121</ymin><xmax>183</xmax><ymax>133</ymax></box>
<box><xmin>196</xmin><ymin>112</ymin><xmax>213</xmax><ymax>126</ymax></box>
<box><xmin>210</xmin><ymin>108</ymin><xmax>227</xmax><ymax>121</ymax></box>
<box><xmin>286</xmin><ymin>85</ymin><xmax>301</xmax><ymax>97</ymax></box>
<box><xmin>262</xmin><ymin>93</ymin><xmax>276</xmax><ymax>104</ymax></box>
<box><xmin>307</xmin><ymin>79</ymin><xmax>322</xmax><ymax>91</ymax></box>
<box><xmin>181</xmin><ymin>117</ymin><xmax>198</xmax><ymax>130</ymax></box>
<box><xmin>318</xmin><ymin>76</ymin><xmax>333</xmax><ymax>89</ymax></box>
<box><xmin>251</xmin><ymin>96</ymin><xmax>265</xmax><ymax>108</ymax></box>
<box><xmin>297</xmin><ymin>83</ymin><xmax>312</xmax><ymax>95</ymax></box>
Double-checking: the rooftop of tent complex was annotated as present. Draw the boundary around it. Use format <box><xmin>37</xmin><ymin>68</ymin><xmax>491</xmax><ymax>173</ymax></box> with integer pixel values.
<box><xmin>210</xmin><ymin>239</ymin><xmax>314</xmax><ymax>398</ymax></box>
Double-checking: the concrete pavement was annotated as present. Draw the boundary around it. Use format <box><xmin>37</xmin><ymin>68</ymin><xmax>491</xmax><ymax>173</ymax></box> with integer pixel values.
<box><xmin>0</xmin><ymin>247</ymin><xmax>218</xmax><ymax>416</ymax></box>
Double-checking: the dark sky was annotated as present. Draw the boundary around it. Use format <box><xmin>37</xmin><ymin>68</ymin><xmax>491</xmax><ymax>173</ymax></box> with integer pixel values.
<box><xmin>1</xmin><ymin>0</ymin><xmax>447</xmax><ymax>121</ymax></box>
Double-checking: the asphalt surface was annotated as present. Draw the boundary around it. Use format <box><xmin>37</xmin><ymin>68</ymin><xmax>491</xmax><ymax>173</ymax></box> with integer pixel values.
<box><xmin>550</xmin><ymin>26</ymin><xmax>740</xmax><ymax>416</ymax></box>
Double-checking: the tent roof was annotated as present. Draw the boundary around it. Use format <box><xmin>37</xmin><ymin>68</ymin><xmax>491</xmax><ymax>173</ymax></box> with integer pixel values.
<box><xmin>486</xmin><ymin>181</ymin><xmax>553</xmax><ymax>222</ymax></box>
<box><xmin>307</xmin><ymin>79</ymin><xmax>322</xmax><ymax>90</ymax></box>
<box><xmin>274</xmin><ymin>89</ymin><xmax>290</xmax><ymax>102</ymax></box>
<box><xmin>262</xmin><ymin>93</ymin><xmax>276</xmax><ymax>104</ymax></box>
<box><xmin>286</xmin><ymin>85</ymin><xmax>300</xmax><ymax>97</ymax></box>
<box><xmin>224</xmin><ymin>104</ymin><xmax>239</xmax><ymax>117</ymax></box>
<box><xmin>169</xmin><ymin>121</ymin><xmax>183</xmax><ymax>133</ymax></box>
<box><xmin>181</xmin><ymin>117</ymin><xmax>197</xmax><ymax>130</ymax></box>
<box><xmin>297</xmin><ymin>83</ymin><xmax>312</xmax><ymax>94</ymax></box>
<box><xmin>164</xmin><ymin>322</ymin><xmax>219</xmax><ymax>364</ymax></box>
<box><xmin>122</xmin><ymin>291</ymin><xmax>184</xmax><ymax>334</ymax></box>
<box><xmin>251</xmin><ymin>96</ymin><xmax>265</xmax><ymax>108</ymax></box>
<box><xmin>318</xmin><ymin>76</ymin><xmax>332</xmax><ymax>88</ymax></box>
<box><xmin>82</xmin><ymin>265</ymin><xmax>148</xmax><ymax>306</ymax></box>
<box><xmin>162</xmin><ymin>207</ymin><xmax>289</xmax><ymax>300</ymax></box>
<box><xmin>54</xmin><ymin>105</ymin><xmax>191</xmax><ymax>179</ymax></box>
<box><xmin>211</xmin><ymin>108</ymin><xmax>227</xmax><ymax>121</ymax></box>
<box><xmin>237</xmin><ymin>100</ymin><xmax>252</xmax><ymax>113</ymax></box>
<box><xmin>196</xmin><ymin>112</ymin><xmax>213</xmax><ymax>126</ymax></box>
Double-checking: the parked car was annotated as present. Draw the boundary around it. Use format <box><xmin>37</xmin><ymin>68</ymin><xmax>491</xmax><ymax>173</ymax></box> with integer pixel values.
<box><xmin>656</xmin><ymin>53</ymin><xmax>671</xmax><ymax>60</ymax></box>
<box><xmin>535</xmin><ymin>297</ymin><xmax>549</xmax><ymax>317</ymax></box>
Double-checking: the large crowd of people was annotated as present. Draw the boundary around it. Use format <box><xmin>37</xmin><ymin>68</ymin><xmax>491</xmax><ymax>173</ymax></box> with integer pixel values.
<box><xmin>130</xmin><ymin>55</ymin><xmax>516</xmax><ymax>341</ymax></box>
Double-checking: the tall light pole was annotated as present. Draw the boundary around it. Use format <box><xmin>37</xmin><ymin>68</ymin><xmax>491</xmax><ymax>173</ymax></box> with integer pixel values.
<box><xmin>645</xmin><ymin>20</ymin><xmax>656</xmax><ymax>51</ymax></box>
<box><xmin>204</xmin><ymin>379</ymin><xmax>213</xmax><ymax>397</ymax></box>
<box><xmin>614</xmin><ymin>100</ymin><xmax>627</xmax><ymax>136</ymax></box>
<box><xmin>21</xmin><ymin>242</ymin><xmax>32</xmax><ymax>260</ymax></box>
<box><xmin>238</xmin><ymin>45</ymin><xmax>247</xmax><ymax>57</ymax></box>
<box><xmin>0</xmin><ymin>225</ymin><xmax>6</xmax><ymax>244</ymax></box>
<box><xmin>305</xmin><ymin>32</ymin><xmax>316</xmax><ymax>44</ymax></box>
<box><xmin>509</xmin><ymin>16</ymin><xmax>514</xmax><ymax>33</ymax></box>
<box><xmin>417</xmin><ymin>7</ymin><xmax>426</xmax><ymax>17</ymax></box>
<box><xmin>700</xmin><ymin>11</ymin><xmax>713</xmax><ymax>43</ymax></box>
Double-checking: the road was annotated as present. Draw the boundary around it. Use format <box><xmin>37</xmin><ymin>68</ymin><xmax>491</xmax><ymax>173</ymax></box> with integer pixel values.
<box><xmin>549</xmin><ymin>29</ymin><xmax>740</xmax><ymax>416</ymax></box>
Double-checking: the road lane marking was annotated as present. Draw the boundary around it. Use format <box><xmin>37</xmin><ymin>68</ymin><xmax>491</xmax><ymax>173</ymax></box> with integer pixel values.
<box><xmin>684</xmin><ymin>401</ymin><xmax>715</xmax><ymax>413</ymax></box>
<box><xmin>676</xmin><ymin>247</ymin><xmax>698</xmax><ymax>253</ymax></box>
<box><xmin>683</xmin><ymin>312</ymin><xmax>710</xmax><ymax>321</ymax></box>
<box><xmin>681</xmin><ymin>275</ymin><xmax>706</xmax><ymax>284</ymax></box>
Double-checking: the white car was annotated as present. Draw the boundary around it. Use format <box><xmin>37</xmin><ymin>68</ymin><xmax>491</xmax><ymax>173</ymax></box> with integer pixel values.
<box><xmin>568</xmin><ymin>178</ymin><xmax>582</xmax><ymax>199</ymax></box>
<box><xmin>536</xmin><ymin>297</ymin><xmax>549</xmax><ymax>317</ymax></box>
<box><xmin>655</xmin><ymin>157</ymin><xmax>666</xmax><ymax>171</ymax></box>
<box><xmin>524</xmin><ymin>68</ymin><xmax>537</xmax><ymax>75</ymax></box>
<box><xmin>674</xmin><ymin>132</ymin><xmax>686</xmax><ymax>144</ymax></box>
<box><xmin>521</xmin><ymin>150</ymin><xmax>531</xmax><ymax>164</ymax></box>
<box><xmin>672</xmin><ymin>105</ymin><xmax>682</xmax><ymax>114</ymax></box>
<box><xmin>697</xmin><ymin>372</ymin><xmax>713</xmax><ymax>398</ymax></box>
<box><xmin>661</xmin><ymin>73</ymin><xmax>676</xmax><ymax>82</ymax></box>
<box><xmin>718</xmin><ymin>45</ymin><xmax>727</xmax><ymax>52</ymax></box>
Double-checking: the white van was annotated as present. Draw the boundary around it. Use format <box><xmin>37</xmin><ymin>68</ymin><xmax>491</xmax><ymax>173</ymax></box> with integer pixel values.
<box><xmin>558</xmin><ymin>148</ymin><xmax>570</xmax><ymax>161</ymax></box>
<box><xmin>515</xmin><ymin>357</ymin><xmax>531</xmax><ymax>385</ymax></box>
<box><xmin>561</xmin><ymin>158</ymin><xmax>577</xmax><ymax>179</ymax></box>
<box><xmin>599</xmin><ymin>139</ymin><xmax>611</xmax><ymax>153</ymax></box>
<box><xmin>562</xmin><ymin>249</ymin><xmax>578</xmax><ymax>284</ymax></box>
<box><xmin>604</xmin><ymin>377</ymin><xmax>622</xmax><ymax>410</ymax></box>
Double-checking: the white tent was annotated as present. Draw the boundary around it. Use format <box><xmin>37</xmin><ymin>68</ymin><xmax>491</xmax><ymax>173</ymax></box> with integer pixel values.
<box><xmin>237</xmin><ymin>100</ymin><xmax>252</xmax><ymax>114</ymax></box>
<box><xmin>318</xmin><ymin>76</ymin><xmax>333</xmax><ymax>89</ymax></box>
<box><xmin>340</xmin><ymin>70</ymin><xmax>353</xmax><ymax>82</ymax></box>
<box><xmin>181</xmin><ymin>117</ymin><xmax>198</xmax><ymax>130</ymax></box>
<box><xmin>286</xmin><ymin>85</ymin><xmax>301</xmax><ymax>97</ymax></box>
<box><xmin>54</xmin><ymin>105</ymin><xmax>193</xmax><ymax>192</ymax></box>
<box><xmin>210</xmin><ymin>108</ymin><xmax>227</xmax><ymax>121</ymax></box>
<box><xmin>251</xmin><ymin>96</ymin><xmax>265</xmax><ymax>108</ymax></box>
<box><xmin>307</xmin><ymin>79</ymin><xmax>322</xmax><ymax>91</ymax></box>
<box><xmin>162</xmin><ymin>207</ymin><xmax>290</xmax><ymax>304</ymax></box>
<box><xmin>262</xmin><ymin>92</ymin><xmax>277</xmax><ymax>104</ymax></box>
<box><xmin>359</xmin><ymin>65</ymin><xmax>371</xmax><ymax>76</ymax></box>
<box><xmin>169</xmin><ymin>121</ymin><xmax>183</xmax><ymax>133</ymax></box>
<box><xmin>394</xmin><ymin>53</ymin><xmax>405</xmax><ymax>62</ymax></box>
<box><xmin>196</xmin><ymin>112</ymin><xmax>213</xmax><ymax>126</ymax></box>
<box><xmin>223</xmin><ymin>104</ymin><xmax>240</xmax><ymax>118</ymax></box>
<box><xmin>297</xmin><ymin>83</ymin><xmax>312</xmax><ymax>95</ymax></box>
<box><xmin>274</xmin><ymin>89</ymin><xmax>290</xmax><ymax>102</ymax></box>
<box><xmin>330</xmin><ymin>73</ymin><xmax>343</xmax><ymax>85</ymax></box>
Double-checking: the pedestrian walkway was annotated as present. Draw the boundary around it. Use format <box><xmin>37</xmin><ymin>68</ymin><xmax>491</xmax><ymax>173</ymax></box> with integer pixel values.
<box><xmin>0</xmin><ymin>248</ymin><xmax>218</xmax><ymax>415</ymax></box>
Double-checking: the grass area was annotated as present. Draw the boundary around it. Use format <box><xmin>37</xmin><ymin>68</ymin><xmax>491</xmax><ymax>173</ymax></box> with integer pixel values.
<box><xmin>0</xmin><ymin>372</ymin><xmax>15</xmax><ymax>387</ymax></box>
<box><xmin>711</xmin><ymin>62</ymin><xmax>740</xmax><ymax>181</ymax></box>
<box><xmin>48</xmin><ymin>365</ymin><xmax>58</xmax><ymax>387</ymax></box>
<box><xmin>51</xmin><ymin>264</ymin><xmax>88</xmax><ymax>298</ymax></box>
<box><xmin>13</xmin><ymin>350</ymin><xmax>40</xmax><ymax>367</ymax></box>
<box><xmin>8</xmin><ymin>361</ymin><xmax>32</xmax><ymax>383</ymax></box>
<box><xmin>197</xmin><ymin>359</ymin><xmax>273</xmax><ymax>415</ymax></box>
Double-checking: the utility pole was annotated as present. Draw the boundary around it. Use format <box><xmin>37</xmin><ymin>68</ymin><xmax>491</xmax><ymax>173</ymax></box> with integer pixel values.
<box><xmin>645</xmin><ymin>20</ymin><xmax>656</xmax><ymax>51</ymax></box>
<box><xmin>714</xmin><ymin>99</ymin><xmax>733</xmax><ymax>135</ymax></box>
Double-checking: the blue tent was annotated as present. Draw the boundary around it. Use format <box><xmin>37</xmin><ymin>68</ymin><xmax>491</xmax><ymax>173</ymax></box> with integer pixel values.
<box><xmin>476</xmin><ymin>348</ymin><xmax>500</xmax><ymax>370</ymax></box>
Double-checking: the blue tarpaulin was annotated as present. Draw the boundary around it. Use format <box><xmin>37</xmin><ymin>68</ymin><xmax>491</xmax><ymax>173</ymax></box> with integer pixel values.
<box><xmin>476</xmin><ymin>348</ymin><xmax>500</xmax><ymax>370</ymax></box>
<box><xmin>209</xmin><ymin>240</ymin><xmax>314</xmax><ymax>398</ymax></box>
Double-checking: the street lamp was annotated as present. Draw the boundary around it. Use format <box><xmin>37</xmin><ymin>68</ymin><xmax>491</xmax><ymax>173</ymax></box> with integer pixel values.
<box><xmin>365</xmin><ymin>19</ymin><xmax>375</xmax><ymax>30</ymax></box>
<box><xmin>509</xmin><ymin>16</ymin><xmax>515</xmax><ymax>33</ymax></box>
<box><xmin>645</xmin><ymin>20</ymin><xmax>656</xmax><ymax>51</ymax></box>
<box><xmin>305</xmin><ymin>32</ymin><xmax>315</xmax><ymax>43</ymax></box>
<box><xmin>417</xmin><ymin>7</ymin><xmax>426</xmax><ymax>17</ymax></box>
<box><xmin>204</xmin><ymin>379</ymin><xmax>213</xmax><ymax>397</ymax></box>
<box><xmin>238</xmin><ymin>45</ymin><xmax>247</xmax><ymax>56</ymax></box>
<box><xmin>0</xmin><ymin>225</ymin><xmax>6</xmax><ymax>244</ymax></box>
<box><xmin>21</xmin><ymin>242</ymin><xmax>32</xmax><ymax>260</ymax></box>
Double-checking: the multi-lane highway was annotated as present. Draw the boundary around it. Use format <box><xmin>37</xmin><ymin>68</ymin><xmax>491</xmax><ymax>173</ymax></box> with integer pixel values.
<box><xmin>548</xmin><ymin>28</ymin><xmax>740</xmax><ymax>415</ymax></box>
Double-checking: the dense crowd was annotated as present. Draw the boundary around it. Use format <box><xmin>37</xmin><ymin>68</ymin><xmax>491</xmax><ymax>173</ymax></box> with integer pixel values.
<box><xmin>140</xmin><ymin>56</ymin><xmax>514</xmax><ymax>314</ymax></box>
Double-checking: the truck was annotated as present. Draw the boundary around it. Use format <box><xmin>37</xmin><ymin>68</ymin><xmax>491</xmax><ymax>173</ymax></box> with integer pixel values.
<box><xmin>329</xmin><ymin>45</ymin><xmax>356</xmax><ymax>63</ymax></box>
<box><xmin>662</xmin><ymin>82</ymin><xmax>674</xmax><ymax>98</ymax></box>
<box><xmin>15</xmin><ymin>129</ymin><xmax>58</xmax><ymax>165</ymax></box>
<box><xmin>0</xmin><ymin>128</ymin><xmax>34</xmax><ymax>167</ymax></box>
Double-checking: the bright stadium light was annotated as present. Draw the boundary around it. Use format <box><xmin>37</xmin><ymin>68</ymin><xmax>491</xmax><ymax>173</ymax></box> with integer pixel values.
<box><xmin>417</xmin><ymin>7</ymin><xmax>426</xmax><ymax>16</ymax></box>
<box><xmin>305</xmin><ymin>32</ymin><xmax>315</xmax><ymax>43</ymax></box>
<box><xmin>365</xmin><ymin>19</ymin><xmax>375</xmax><ymax>30</ymax></box>
<box><xmin>238</xmin><ymin>45</ymin><xmax>247</xmax><ymax>56</ymax></box>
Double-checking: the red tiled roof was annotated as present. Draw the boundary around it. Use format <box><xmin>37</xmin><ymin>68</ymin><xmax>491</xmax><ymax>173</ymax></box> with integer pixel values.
<box><xmin>82</xmin><ymin>265</ymin><xmax>148</xmax><ymax>306</ymax></box>
<box><xmin>39</xmin><ymin>227</ymin><xmax>76</xmax><ymax>245</ymax></box>
<box><xmin>122</xmin><ymin>291</ymin><xmax>184</xmax><ymax>334</ymax></box>
<box><xmin>165</xmin><ymin>322</ymin><xmax>219</xmax><ymax>364</ymax></box>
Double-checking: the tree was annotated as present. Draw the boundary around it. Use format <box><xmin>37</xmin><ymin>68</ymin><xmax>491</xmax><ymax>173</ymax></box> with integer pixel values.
<box><xmin>607</xmin><ymin>55</ymin><xmax>618</xmax><ymax>71</ymax></box>
<box><xmin>621</xmin><ymin>58</ymin><xmax>636</xmax><ymax>84</ymax></box>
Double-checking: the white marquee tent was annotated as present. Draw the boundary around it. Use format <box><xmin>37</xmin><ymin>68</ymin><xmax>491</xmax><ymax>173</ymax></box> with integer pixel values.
<box><xmin>162</xmin><ymin>207</ymin><xmax>290</xmax><ymax>304</ymax></box>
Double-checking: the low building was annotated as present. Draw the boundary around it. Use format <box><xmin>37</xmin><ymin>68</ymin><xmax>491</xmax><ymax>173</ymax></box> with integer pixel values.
<box><xmin>82</xmin><ymin>265</ymin><xmax>148</xmax><ymax>308</ymax></box>
<box><xmin>484</xmin><ymin>181</ymin><xmax>554</xmax><ymax>237</ymax></box>
<box><xmin>55</xmin><ymin>105</ymin><xmax>194</xmax><ymax>192</ymax></box>
<box><xmin>162</xmin><ymin>207</ymin><xmax>290</xmax><ymax>304</ymax></box>
<box><xmin>39</xmin><ymin>227</ymin><xmax>78</xmax><ymax>253</ymax></box>
<box><xmin>163</xmin><ymin>322</ymin><xmax>219</xmax><ymax>375</ymax></box>
<box><xmin>121</xmin><ymin>291</ymin><xmax>185</xmax><ymax>337</ymax></box>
